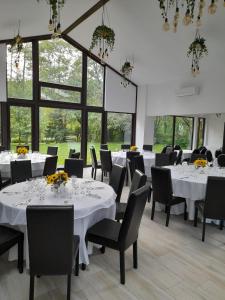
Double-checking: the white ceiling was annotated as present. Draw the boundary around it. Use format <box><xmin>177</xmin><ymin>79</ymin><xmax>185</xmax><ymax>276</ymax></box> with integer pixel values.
<box><xmin>1</xmin><ymin>0</ymin><xmax>225</xmax><ymax>85</ymax></box>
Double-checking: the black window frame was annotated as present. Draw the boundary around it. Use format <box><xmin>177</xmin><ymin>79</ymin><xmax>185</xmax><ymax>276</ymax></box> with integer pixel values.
<box><xmin>196</xmin><ymin>117</ymin><xmax>206</xmax><ymax>148</ymax></box>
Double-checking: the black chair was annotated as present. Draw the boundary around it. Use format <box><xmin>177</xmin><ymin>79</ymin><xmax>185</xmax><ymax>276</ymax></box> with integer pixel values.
<box><xmin>116</xmin><ymin>170</ymin><xmax>147</xmax><ymax>221</ymax></box>
<box><xmin>64</xmin><ymin>159</ymin><xmax>84</xmax><ymax>178</ymax></box>
<box><xmin>217</xmin><ymin>154</ymin><xmax>225</xmax><ymax>167</ymax></box>
<box><xmin>176</xmin><ymin>150</ymin><xmax>183</xmax><ymax>165</ymax></box>
<box><xmin>68</xmin><ymin>149</ymin><xmax>76</xmax><ymax>158</ymax></box>
<box><xmin>0</xmin><ymin>146</ymin><xmax>6</xmax><ymax>152</ymax></box>
<box><xmin>194</xmin><ymin>177</ymin><xmax>225</xmax><ymax>241</ymax></box>
<box><xmin>215</xmin><ymin>149</ymin><xmax>222</xmax><ymax>158</ymax></box>
<box><xmin>71</xmin><ymin>152</ymin><xmax>81</xmax><ymax>159</ymax></box>
<box><xmin>121</xmin><ymin>144</ymin><xmax>131</xmax><ymax>150</ymax></box>
<box><xmin>155</xmin><ymin>153</ymin><xmax>171</xmax><ymax>167</ymax></box>
<box><xmin>151</xmin><ymin>167</ymin><xmax>187</xmax><ymax>226</ymax></box>
<box><xmin>206</xmin><ymin>150</ymin><xmax>213</xmax><ymax>163</ymax></box>
<box><xmin>169</xmin><ymin>151</ymin><xmax>177</xmax><ymax>165</ymax></box>
<box><xmin>190</xmin><ymin>153</ymin><xmax>207</xmax><ymax>163</ymax></box>
<box><xmin>100</xmin><ymin>150</ymin><xmax>112</xmax><ymax>182</ymax></box>
<box><xmin>16</xmin><ymin>145</ymin><xmax>29</xmax><ymax>151</ymax></box>
<box><xmin>100</xmin><ymin>144</ymin><xmax>108</xmax><ymax>150</ymax></box>
<box><xmin>47</xmin><ymin>146</ymin><xmax>58</xmax><ymax>156</ymax></box>
<box><xmin>90</xmin><ymin>147</ymin><xmax>101</xmax><ymax>180</ymax></box>
<box><xmin>161</xmin><ymin>145</ymin><xmax>173</xmax><ymax>154</ymax></box>
<box><xmin>192</xmin><ymin>148</ymin><xmax>200</xmax><ymax>155</ymax></box>
<box><xmin>143</xmin><ymin>144</ymin><xmax>153</xmax><ymax>151</ymax></box>
<box><xmin>11</xmin><ymin>160</ymin><xmax>32</xmax><ymax>184</ymax></box>
<box><xmin>199</xmin><ymin>146</ymin><xmax>207</xmax><ymax>154</ymax></box>
<box><xmin>0</xmin><ymin>171</ymin><xmax>11</xmax><ymax>190</ymax></box>
<box><xmin>86</xmin><ymin>185</ymin><xmax>149</xmax><ymax>284</ymax></box>
<box><xmin>126</xmin><ymin>151</ymin><xmax>140</xmax><ymax>184</ymax></box>
<box><xmin>174</xmin><ymin>145</ymin><xmax>181</xmax><ymax>150</ymax></box>
<box><xmin>0</xmin><ymin>226</ymin><xmax>24</xmax><ymax>273</ymax></box>
<box><xmin>26</xmin><ymin>205</ymin><xmax>80</xmax><ymax>300</ymax></box>
<box><xmin>43</xmin><ymin>156</ymin><xmax>58</xmax><ymax>176</ymax></box>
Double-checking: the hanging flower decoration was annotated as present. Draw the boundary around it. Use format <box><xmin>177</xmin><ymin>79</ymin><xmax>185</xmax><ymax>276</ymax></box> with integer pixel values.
<box><xmin>90</xmin><ymin>5</ymin><xmax>115</xmax><ymax>61</ymax></box>
<box><xmin>9</xmin><ymin>22</ymin><xmax>23</xmax><ymax>68</ymax></box>
<box><xmin>37</xmin><ymin>0</ymin><xmax>65</xmax><ymax>38</ymax></box>
<box><xmin>120</xmin><ymin>61</ymin><xmax>134</xmax><ymax>88</ymax></box>
<box><xmin>187</xmin><ymin>30</ymin><xmax>208</xmax><ymax>77</ymax></box>
<box><xmin>158</xmin><ymin>0</ymin><xmax>223</xmax><ymax>33</ymax></box>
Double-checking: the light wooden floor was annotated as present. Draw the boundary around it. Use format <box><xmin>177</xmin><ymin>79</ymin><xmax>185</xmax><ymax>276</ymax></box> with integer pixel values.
<box><xmin>1</xmin><ymin>168</ymin><xmax>225</xmax><ymax>300</ymax></box>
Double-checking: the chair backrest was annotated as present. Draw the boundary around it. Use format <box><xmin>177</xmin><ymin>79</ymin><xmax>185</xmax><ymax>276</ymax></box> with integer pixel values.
<box><xmin>121</xmin><ymin>144</ymin><xmax>131</xmax><ymax>150</ymax></box>
<box><xmin>174</xmin><ymin>144</ymin><xmax>181</xmax><ymax>150</ymax></box>
<box><xmin>118</xmin><ymin>185</ymin><xmax>149</xmax><ymax>250</ymax></box>
<box><xmin>71</xmin><ymin>152</ymin><xmax>80</xmax><ymax>159</ymax></box>
<box><xmin>100</xmin><ymin>150</ymin><xmax>112</xmax><ymax>173</ymax></box>
<box><xmin>26</xmin><ymin>205</ymin><xmax>74</xmax><ymax>275</ymax></box>
<box><xmin>217</xmin><ymin>154</ymin><xmax>225</xmax><ymax>167</ymax></box>
<box><xmin>64</xmin><ymin>158</ymin><xmax>84</xmax><ymax>178</ymax></box>
<box><xmin>155</xmin><ymin>153</ymin><xmax>171</xmax><ymax>166</ymax></box>
<box><xmin>129</xmin><ymin>170</ymin><xmax>147</xmax><ymax>196</ymax></box>
<box><xmin>109</xmin><ymin>164</ymin><xmax>126</xmax><ymax>203</ymax></box>
<box><xmin>16</xmin><ymin>145</ymin><xmax>29</xmax><ymax>151</ymax></box>
<box><xmin>165</xmin><ymin>146</ymin><xmax>173</xmax><ymax>154</ymax></box>
<box><xmin>11</xmin><ymin>160</ymin><xmax>32</xmax><ymax>184</ymax></box>
<box><xmin>126</xmin><ymin>151</ymin><xmax>141</xmax><ymax>181</ymax></box>
<box><xmin>130</xmin><ymin>155</ymin><xmax>145</xmax><ymax>175</ymax></box>
<box><xmin>68</xmin><ymin>149</ymin><xmax>76</xmax><ymax>158</ymax></box>
<box><xmin>190</xmin><ymin>153</ymin><xmax>207</xmax><ymax>163</ymax></box>
<box><xmin>47</xmin><ymin>146</ymin><xmax>58</xmax><ymax>156</ymax></box>
<box><xmin>126</xmin><ymin>151</ymin><xmax>140</xmax><ymax>161</ymax></box>
<box><xmin>43</xmin><ymin>156</ymin><xmax>58</xmax><ymax>176</ymax></box>
<box><xmin>90</xmin><ymin>147</ymin><xmax>98</xmax><ymax>168</ymax></box>
<box><xmin>215</xmin><ymin>149</ymin><xmax>222</xmax><ymax>158</ymax></box>
<box><xmin>142</xmin><ymin>144</ymin><xmax>152</xmax><ymax>151</ymax></box>
<box><xmin>200</xmin><ymin>147</ymin><xmax>207</xmax><ymax>154</ymax></box>
<box><xmin>100</xmin><ymin>144</ymin><xmax>108</xmax><ymax>150</ymax></box>
<box><xmin>192</xmin><ymin>148</ymin><xmax>200</xmax><ymax>155</ymax></box>
<box><xmin>204</xmin><ymin>177</ymin><xmax>225</xmax><ymax>220</ymax></box>
<box><xmin>176</xmin><ymin>150</ymin><xmax>183</xmax><ymax>165</ymax></box>
<box><xmin>206</xmin><ymin>150</ymin><xmax>213</xmax><ymax>163</ymax></box>
<box><xmin>151</xmin><ymin>167</ymin><xmax>173</xmax><ymax>204</ymax></box>
<box><xmin>169</xmin><ymin>152</ymin><xmax>177</xmax><ymax>165</ymax></box>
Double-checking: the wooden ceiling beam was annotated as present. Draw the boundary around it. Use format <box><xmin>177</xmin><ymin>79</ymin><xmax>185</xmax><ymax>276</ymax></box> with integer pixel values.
<box><xmin>62</xmin><ymin>0</ymin><xmax>110</xmax><ymax>35</ymax></box>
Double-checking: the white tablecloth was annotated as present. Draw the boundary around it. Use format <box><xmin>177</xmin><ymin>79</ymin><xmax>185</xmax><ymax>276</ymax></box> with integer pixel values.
<box><xmin>0</xmin><ymin>178</ymin><xmax>116</xmax><ymax>266</ymax></box>
<box><xmin>166</xmin><ymin>165</ymin><xmax>225</xmax><ymax>220</ymax></box>
<box><xmin>0</xmin><ymin>152</ymin><xmax>50</xmax><ymax>178</ymax></box>
<box><xmin>112</xmin><ymin>151</ymin><xmax>155</xmax><ymax>177</ymax></box>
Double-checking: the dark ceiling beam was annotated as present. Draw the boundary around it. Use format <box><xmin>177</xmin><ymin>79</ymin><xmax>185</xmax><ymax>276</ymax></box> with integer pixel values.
<box><xmin>62</xmin><ymin>0</ymin><xmax>110</xmax><ymax>35</ymax></box>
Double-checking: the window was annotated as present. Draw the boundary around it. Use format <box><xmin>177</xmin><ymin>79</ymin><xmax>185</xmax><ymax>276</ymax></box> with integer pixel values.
<box><xmin>7</xmin><ymin>43</ymin><xmax>32</xmax><ymax>100</ymax></box>
<box><xmin>107</xmin><ymin>113</ymin><xmax>132</xmax><ymax>151</ymax></box>
<box><xmin>197</xmin><ymin>118</ymin><xmax>205</xmax><ymax>148</ymax></box>
<box><xmin>87</xmin><ymin>112</ymin><xmax>102</xmax><ymax>164</ymax></box>
<box><xmin>39</xmin><ymin>39</ymin><xmax>82</xmax><ymax>87</ymax></box>
<box><xmin>39</xmin><ymin>107</ymin><xmax>81</xmax><ymax>165</ymax></box>
<box><xmin>40</xmin><ymin>87</ymin><xmax>81</xmax><ymax>103</ymax></box>
<box><xmin>153</xmin><ymin>116</ymin><xmax>173</xmax><ymax>152</ymax></box>
<box><xmin>10</xmin><ymin>106</ymin><xmax>32</xmax><ymax>150</ymax></box>
<box><xmin>87</xmin><ymin>58</ymin><xmax>104</xmax><ymax>107</ymax></box>
<box><xmin>174</xmin><ymin>117</ymin><xmax>194</xmax><ymax>149</ymax></box>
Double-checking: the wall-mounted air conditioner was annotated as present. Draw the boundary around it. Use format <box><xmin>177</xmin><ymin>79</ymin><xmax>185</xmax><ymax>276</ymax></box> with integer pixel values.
<box><xmin>175</xmin><ymin>87</ymin><xmax>199</xmax><ymax>97</ymax></box>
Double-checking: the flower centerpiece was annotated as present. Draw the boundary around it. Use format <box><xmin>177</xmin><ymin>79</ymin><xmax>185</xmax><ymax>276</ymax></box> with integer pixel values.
<box><xmin>17</xmin><ymin>147</ymin><xmax>28</xmax><ymax>159</ymax></box>
<box><xmin>130</xmin><ymin>145</ymin><xmax>138</xmax><ymax>152</ymax></box>
<box><xmin>46</xmin><ymin>171</ymin><xmax>69</xmax><ymax>193</ymax></box>
<box><xmin>194</xmin><ymin>159</ymin><xmax>207</xmax><ymax>169</ymax></box>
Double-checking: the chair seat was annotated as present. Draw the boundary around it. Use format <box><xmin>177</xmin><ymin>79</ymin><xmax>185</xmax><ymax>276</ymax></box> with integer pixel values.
<box><xmin>170</xmin><ymin>196</ymin><xmax>186</xmax><ymax>206</ymax></box>
<box><xmin>0</xmin><ymin>226</ymin><xmax>23</xmax><ymax>254</ymax></box>
<box><xmin>116</xmin><ymin>202</ymin><xmax>127</xmax><ymax>220</ymax></box>
<box><xmin>86</xmin><ymin>218</ymin><xmax>121</xmax><ymax>249</ymax></box>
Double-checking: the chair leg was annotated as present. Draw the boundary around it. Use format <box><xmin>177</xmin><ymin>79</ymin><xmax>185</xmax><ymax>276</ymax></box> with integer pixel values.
<box><xmin>184</xmin><ymin>201</ymin><xmax>188</xmax><ymax>221</ymax></box>
<box><xmin>74</xmin><ymin>250</ymin><xmax>79</xmax><ymax>276</ymax></box>
<box><xmin>219</xmin><ymin>220</ymin><xmax>224</xmax><ymax>230</ymax></box>
<box><xmin>120</xmin><ymin>251</ymin><xmax>125</xmax><ymax>284</ymax></box>
<box><xmin>194</xmin><ymin>206</ymin><xmax>198</xmax><ymax>227</ymax></box>
<box><xmin>91</xmin><ymin>167</ymin><xmax>94</xmax><ymax>178</ymax></box>
<box><xmin>67</xmin><ymin>274</ymin><xmax>71</xmax><ymax>300</ymax></box>
<box><xmin>29</xmin><ymin>275</ymin><xmax>35</xmax><ymax>300</ymax></box>
<box><xmin>17</xmin><ymin>235</ymin><xmax>24</xmax><ymax>273</ymax></box>
<box><xmin>133</xmin><ymin>241</ymin><xmax>138</xmax><ymax>269</ymax></box>
<box><xmin>147</xmin><ymin>187</ymin><xmax>151</xmax><ymax>203</ymax></box>
<box><xmin>94</xmin><ymin>169</ymin><xmax>97</xmax><ymax>180</ymax></box>
<box><xmin>151</xmin><ymin>200</ymin><xmax>155</xmax><ymax>220</ymax></box>
<box><xmin>202</xmin><ymin>218</ymin><xmax>206</xmax><ymax>242</ymax></box>
<box><xmin>101</xmin><ymin>170</ymin><xmax>103</xmax><ymax>182</ymax></box>
<box><xmin>166</xmin><ymin>206</ymin><xmax>171</xmax><ymax>227</ymax></box>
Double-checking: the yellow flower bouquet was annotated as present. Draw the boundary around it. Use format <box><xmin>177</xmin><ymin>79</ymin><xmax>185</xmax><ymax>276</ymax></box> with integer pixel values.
<box><xmin>130</xmin><ymin>145</ymin><xmax>138</xmax><ymax>151</ymax></box>
<box><xmin>17</xmin><ymin>147</ymin><xmax>28</xmax><ymax>155</ymax></box>
<box><xmin>46</xmin><ymin>171</ymin><xmax>69</xmax><ymax>192</ymax></box>
<box><xmin>194</xmin><ymin>159</ymin><xmax>207</xmax><ymax>168</ymax></box>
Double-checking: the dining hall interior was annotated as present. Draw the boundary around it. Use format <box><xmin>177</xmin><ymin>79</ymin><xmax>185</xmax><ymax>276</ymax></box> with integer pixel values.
<box><xmin>1</xmin><ymin>0</ymin><xmax>225</xmax><ymax>299</ymax></box>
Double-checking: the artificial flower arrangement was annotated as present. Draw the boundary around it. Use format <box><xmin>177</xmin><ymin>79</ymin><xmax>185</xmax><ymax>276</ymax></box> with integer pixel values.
<box><xmin>194</xmin><ymin>159</ymin><xmax>207</xmax><ymax>168</ymax></box>
<box><xmin>17</xmin><ymin>147</ymin><xmax>28</xmax><ymax>156</ymax></box>
<box><xmin>46</xmin><ymin>171</ymin><xmax>69</xmax><ymax>187</ymax></box>
<box><xmin>130</xmin><ymin>145</ymin><xmax>138</xmax><ymax>151</ymax></box>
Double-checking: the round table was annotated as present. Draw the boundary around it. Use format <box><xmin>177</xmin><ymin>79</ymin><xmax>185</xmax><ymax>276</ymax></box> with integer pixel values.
<box><xmin>0</xmin><ymin>152</ymin><xmax>50</xmax><ymax>178</ymax></box>
<box><xmin>165</xmin><ymin>164</ymin><xmax>225</xmax><ymax>219</ymax></box>
<box><xmin>112</xmin><ymin>151</ymin><xmax>155</xmax><ymax>177</ymax></box>
<box><xmin>0</xmin><ymin>178</ymin><xmax>116</xmax><ymax>267</ymax></box>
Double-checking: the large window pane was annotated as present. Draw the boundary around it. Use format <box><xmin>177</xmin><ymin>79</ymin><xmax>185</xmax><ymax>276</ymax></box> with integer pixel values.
<box><xmin>39</xmin><ymin>39</ymin><xmax>82</xmax><ymax>87</ymax></box>
<box><xmin>10</xmin><ymin>106</ymin><xmax>32</xmax><ymax>150</ymax></box>
<box><xmin>197</xmin><ymin>118</ymin><xmax>205</xmax><ymax>148</ymax></box>
<box><xmin>87</xmin><ymin>58</ymin><xmax>104</xmax><ymax>107</ymax></box>
<box><xmin>41</xmin><ymin>87</ymin><xmax>81</xmax><ymax>103</ymax></box>
<box><xmin>39</xmin><ymin>107</ymin><xmax>81</xmax><ymax>165</ymax></box>
<box><xmin>87</xmin><ymin>112</ymin><xmax>102</xmax><ymax>164</ymax></box>
<box><xmin>153</xmin><ymin>116</ymin><xmax>173</xmax><ymax>153</ymax></box>
<box><xmin>7</xmin><ymin>43</ymin><xmax>32</xmax><ymax>100</ymax></box>
<box><xmin>107</xmin><ymin>113</ymin><xmax>132</xmax><ymax>151</ymax></box>
<box><xmin>174</xmin><ymin>117</ymin><xmax>193</xmax><ymax>149</ymax></box>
